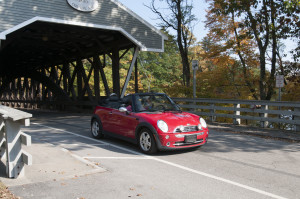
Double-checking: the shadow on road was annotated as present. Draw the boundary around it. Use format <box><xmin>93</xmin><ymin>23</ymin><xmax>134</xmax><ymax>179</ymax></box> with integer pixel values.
<box><xmin>19</xmin><ymin>110</ymin><xmax>300</xmax><ymax>157</ymax></box>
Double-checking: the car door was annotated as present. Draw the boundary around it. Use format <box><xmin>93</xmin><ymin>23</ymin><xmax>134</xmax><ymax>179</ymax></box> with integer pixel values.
<box><xmin>100</xmin><ymin>107</ymin><xmax>116</xmax><ymax>132</ymax></box>
<box><xmin>106</xmin><ymin>109</ymin><xmax>138</xmax><ymax>137</ymax></box>
<box><xmin>104</xmin><ymin>109</ymin><xmax>123</xmax><ymax>135</ymax></box>
<box><xmin>115</xmin><ymin>111</ymin><xmax>139</xmax><ymax>139</ymax></box>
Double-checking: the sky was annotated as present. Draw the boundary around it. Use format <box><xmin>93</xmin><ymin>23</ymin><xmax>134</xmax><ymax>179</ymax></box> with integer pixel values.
<box><xmin>117</xmin><ymin>0</ymin><xmax>296</xmax><ymax>62</ymax></box>
<box><xmin>117</xmin><ymin>0</ymin><xmax>209</xmax><ymax>42</ymax></box>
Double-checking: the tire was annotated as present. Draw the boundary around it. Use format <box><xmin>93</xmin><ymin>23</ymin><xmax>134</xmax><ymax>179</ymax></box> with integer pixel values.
<box><xmin>91</xmin><ymin>118</ymin><xmax>104</xmax><ymax>139</ymax></box>
<box><xmin>138</xmin><ymin>128</ymin><xmax>157</xmax><ymax>154</ymax></box>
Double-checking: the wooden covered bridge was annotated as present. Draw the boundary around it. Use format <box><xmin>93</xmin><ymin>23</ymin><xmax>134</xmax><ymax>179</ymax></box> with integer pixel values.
<box><xmin>0</xmin><ymin>0</ymin><xmax>166</xmax><ymax>109</ymax></box>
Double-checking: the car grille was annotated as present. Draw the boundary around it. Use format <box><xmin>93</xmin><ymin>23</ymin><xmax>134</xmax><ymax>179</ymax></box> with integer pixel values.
<box><xmin>174</xmin><ymin>125</ymin><xmax>198</xmax><ymax>133</ymax></box>
<box><xmin>174</xmin><ymin>139</ymin><xmax>204</xmax><ymax>146</ymax></box>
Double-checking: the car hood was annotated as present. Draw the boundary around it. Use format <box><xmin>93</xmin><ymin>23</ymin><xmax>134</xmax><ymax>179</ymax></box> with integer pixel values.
<box><xmin>137</xmin><ymin>111</ymin><xmax>200</xmax><ymax>128</ymax></box>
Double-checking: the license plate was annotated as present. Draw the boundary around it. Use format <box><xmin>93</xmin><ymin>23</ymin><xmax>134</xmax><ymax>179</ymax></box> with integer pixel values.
<box><xmin>184</xmin><ymin>134</ymin><xmax>197</xmax><ymax>143</ymax></box>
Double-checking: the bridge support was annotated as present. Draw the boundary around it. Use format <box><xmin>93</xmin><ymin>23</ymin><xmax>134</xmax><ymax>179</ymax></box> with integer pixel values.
<box><xmin>112</xmin><ymin>48</ymin><xmax>120</xmax><ymax>96</ymax></box>
<box><xmin>121</xmin><ymin>47</ymin><xmax>139</xmax><ymax>98</ymax></box>
<box><xmin>0</xmin><ymin>47</ymin><xmax>137</xmax><ymax>109</ymax></box>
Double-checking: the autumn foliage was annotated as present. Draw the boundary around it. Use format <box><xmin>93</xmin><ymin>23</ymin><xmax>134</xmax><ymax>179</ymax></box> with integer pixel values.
<box><xmin>83</xmin><ymin>1</ymin><xmax>299</xmax><ymax>102</ymax></box>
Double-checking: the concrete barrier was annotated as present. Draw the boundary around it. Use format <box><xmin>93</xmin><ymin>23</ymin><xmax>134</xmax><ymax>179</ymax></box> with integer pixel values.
<box><xmin>0</xmin><ymin>105</ymin><xmax>32</xmax><ymax>178</ymax></box>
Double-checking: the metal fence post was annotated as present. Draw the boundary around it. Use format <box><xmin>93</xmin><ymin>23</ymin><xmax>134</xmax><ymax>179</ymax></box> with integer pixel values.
<box><xmin>233</xmin><ymin>104</ymin><xmax>241</xmax><ymax>125</ymax></box>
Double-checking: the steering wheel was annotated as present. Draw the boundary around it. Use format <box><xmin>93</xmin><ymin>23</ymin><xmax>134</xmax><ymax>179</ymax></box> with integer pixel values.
<box><xmin>155</xmin><ymin>104</ymin><xmax>165</xmax><ymax>110</ymax></box>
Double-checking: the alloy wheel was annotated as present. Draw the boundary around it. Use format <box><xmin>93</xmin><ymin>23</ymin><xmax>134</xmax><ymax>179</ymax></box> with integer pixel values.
<box><xmin>139</xmin><ymin>131</ymin><xmax>152</xmax><ymax>151</ymax></box>
<box><xmin>92</xmin><ymin>120</ymin><xmax>99</xmax><ymax>137</ymax></box>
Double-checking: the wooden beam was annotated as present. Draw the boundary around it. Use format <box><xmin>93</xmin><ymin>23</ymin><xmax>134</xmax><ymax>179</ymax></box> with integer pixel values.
<box><xmin>41</xmin><ymin>69</ymin><xmax>46</xmax><ymax>101</ymax></box>
<box><xmin>135</xmin><ymin>58</ymin><xmax>138</xmax><ymax>93</ymax></box>
<box><xmin>69</xmin><ymin>62</ymin><xmax>79</xmax><ymax>100</ymax></box>
<box><xmin>62</xmin><ymin>63</ymin><xmax>68</xmax><ymax>93</ymax></box>
<box><xmin>121</xmin><ymin>47</ymin><xmax>139</xmax><ymax>98</ymax></box>
<box><xmin>94</xmin><ymin>55</ymin><xmax>110</xmax><ymax>96</ymax></box>
<box><xmin>112</xmin><ymin>48</ymin><xmax>120</xmax><ymax>96</ymax></box>
<box><xmin>77</xmin><ymin>60</ymin><xmax>93</xmax><ymax>101</ymax></box>
<box><xmin>76</xmin><ymin>61</ymin><xmax>83</xmax><ymax>100</ymax></box>
<box><xmin>63</xmin><ymin>62</ymin><xmax>76</xmax><ymax>100</ymax></box>
<box><xmin>120</xmin><ymin>48</ymin><xmax>130</xmax><ymax>59</ymax></box>
<box><xmin>92</xmin><ymin>57</ymin><xmax>100</xmax><ymax>100</ymax></box>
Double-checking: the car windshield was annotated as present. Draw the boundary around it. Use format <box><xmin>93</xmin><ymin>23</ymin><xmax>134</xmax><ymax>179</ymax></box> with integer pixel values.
<box><xmin>134</xmin><ymin>94</ymin><xmax>180</xmax><ymax>112</ymax></box>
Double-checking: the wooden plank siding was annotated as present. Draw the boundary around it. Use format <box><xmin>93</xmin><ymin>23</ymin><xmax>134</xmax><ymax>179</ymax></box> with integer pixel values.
<box><xmin>0</xmin><ymin>0</ymin><xmax>166</xmax><ymax>51</ymax></box>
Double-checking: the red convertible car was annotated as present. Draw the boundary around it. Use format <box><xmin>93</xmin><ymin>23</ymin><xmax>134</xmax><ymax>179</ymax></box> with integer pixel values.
<box><xmin>91</xmin><ymin>93</ymin><xmax>209</xmax><ymax>154</ymax></box>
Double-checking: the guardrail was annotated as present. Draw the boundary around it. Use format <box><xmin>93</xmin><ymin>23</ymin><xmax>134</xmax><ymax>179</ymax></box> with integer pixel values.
<box><xmin>0</xmin><ymin>105</ymin><xmax>32</xmax><ymax>178</ymax></box>
<box><xmin>0</xmin><ymin>99</ymin><xmax>96</xmax><ymax>111</ymax></box>
<box><xmin>1</xmin><ymin>98</ymin><xmax>300</xmax><ymax>132</ymax></box>
<box><xmin>172</xmin><ymin>98</ymin><xmax>300</xmax><ymax>132</ymax></box>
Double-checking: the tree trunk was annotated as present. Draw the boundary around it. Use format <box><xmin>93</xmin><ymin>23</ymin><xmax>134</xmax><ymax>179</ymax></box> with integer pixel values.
<box><xmin>176</xmin><ymin>0</ymin><xmax>190</xmax><ymax>87</ymax></box>
<box><xmin>266</xmin><ymin>0</ymin><xmax>277</xmax><ymax>100</ymax></box>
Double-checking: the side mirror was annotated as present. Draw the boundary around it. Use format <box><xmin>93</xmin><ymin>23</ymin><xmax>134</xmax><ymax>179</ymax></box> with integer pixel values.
<box><xmin>119</xmin><ymin>107</ymin><xmax>128</xmax><ymax>113</ymax></box>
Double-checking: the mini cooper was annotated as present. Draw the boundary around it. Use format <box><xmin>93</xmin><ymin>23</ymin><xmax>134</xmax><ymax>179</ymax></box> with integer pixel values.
<box><xmin>91</xmin><ymin>93</ymin><xmax>209</xmax><ymax>154</ymax></box>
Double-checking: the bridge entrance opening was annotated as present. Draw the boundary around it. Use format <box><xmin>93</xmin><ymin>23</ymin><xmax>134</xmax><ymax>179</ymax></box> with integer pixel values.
<box><xmin>0</xmin><ymin>0</ymin><xmax>166</xmax><ymax>110</ymax></box>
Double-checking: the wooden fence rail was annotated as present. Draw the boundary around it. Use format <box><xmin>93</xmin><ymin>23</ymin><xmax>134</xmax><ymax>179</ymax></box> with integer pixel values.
<box><xmin>172</xmin><ymin>98</ymin><xmax>300</xmax><ymax>132</ymax></box>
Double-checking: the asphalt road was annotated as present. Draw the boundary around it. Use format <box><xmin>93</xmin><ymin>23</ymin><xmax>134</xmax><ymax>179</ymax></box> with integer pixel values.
<box><xmin>1</xmin><ymin>111</ymin><xmax>300</xmax><ymax>199</ymax></box>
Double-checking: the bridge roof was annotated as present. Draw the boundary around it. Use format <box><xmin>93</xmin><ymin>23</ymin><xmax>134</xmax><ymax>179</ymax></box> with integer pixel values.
<box><xmin>0</xmin><ymin>0</ymin><xmax>167</xmax><ymax>76</ymax></box>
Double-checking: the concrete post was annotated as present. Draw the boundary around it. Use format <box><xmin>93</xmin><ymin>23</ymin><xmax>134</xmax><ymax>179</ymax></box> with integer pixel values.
<box><xmin>4</xmin><ymin>118</ymin><xmax>32</xmax><ymax>178</ymax></box>
<box><xmin>0</xmin><ymin>118</ymin><xmax>6</xmax><ymax>158</ymax></box>
<box><xmin>0</xmin><ymin>105</ymin><xmax>32</xmax><ymax>178</ymax></box>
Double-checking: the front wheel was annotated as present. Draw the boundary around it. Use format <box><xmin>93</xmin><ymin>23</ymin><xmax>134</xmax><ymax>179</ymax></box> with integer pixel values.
<box><xmin>91</xmin><ymin>118</ymin><xmax>104</xmax><ymax>139</ymax></box>
<box><xmin>138</xmin><ymin>128</ymin><xmax>157</xmax><ymax>154</ymax></box>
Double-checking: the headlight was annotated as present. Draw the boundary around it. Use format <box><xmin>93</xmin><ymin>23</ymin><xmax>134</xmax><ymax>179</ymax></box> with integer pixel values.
<box><xmin>200</xmin><ymin>118</ymin><xmax>207</xmax><ymax>129</ymax></box>
<box><xmin>157</xmin><ymin>120</ymin><xmax>168</xmax><ymax>133</ymax></box>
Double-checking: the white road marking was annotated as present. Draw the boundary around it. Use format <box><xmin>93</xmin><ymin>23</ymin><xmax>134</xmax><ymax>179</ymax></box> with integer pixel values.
<box><xmin>32</xmin><ymin>123</ymin><xmax>288</xmax><ymax>199</ymax></box>
<box><xmin>61</xmin><ymin>148</ymin><xmax>104</xmax><ymax>170</ymax></box>
<box><xmin>58</xmin><ymin>143</ymin><xmax>109</xmax><ymax>146</ymax></box>
<box><xmin>32</xmin><ymin>134</ymin><xmax>71</xmax><ymax>138</ymax></box>
<box><xmin>84</xmin><ymin>157</ymin><xmax>151</xmax><ymax>160</ymax></box>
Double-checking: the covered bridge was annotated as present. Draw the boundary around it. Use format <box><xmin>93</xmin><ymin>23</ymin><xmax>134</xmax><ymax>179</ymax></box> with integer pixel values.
<box><xmin>0</xmin><ymin>0</ymin><xmax>166</xmax><ymax>109</ymax></box>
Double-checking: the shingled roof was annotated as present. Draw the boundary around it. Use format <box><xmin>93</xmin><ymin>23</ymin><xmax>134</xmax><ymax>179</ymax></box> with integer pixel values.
<box><xmin>0</xmin><ymin>0</ymin><xmax>166</xmax><ymax>52</ymax></box>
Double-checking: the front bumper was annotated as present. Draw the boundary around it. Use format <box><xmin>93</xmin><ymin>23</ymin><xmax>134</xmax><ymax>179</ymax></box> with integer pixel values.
<box><xmin>154</xmin><ymin>130</ymin><xmax>209</xmax><ymax>150</ymax></box>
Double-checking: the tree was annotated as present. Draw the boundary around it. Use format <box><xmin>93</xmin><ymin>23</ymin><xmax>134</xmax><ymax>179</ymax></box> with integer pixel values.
<box><xmin>197</xmin><ymin>36</ymin><xmax>260</xmax><ymax>100</ymax></box>
<box><xmin>279</xmin><ymin>61</ymin><xmax>300</xmax><ymax>101</ymax></box>
<box><xmin>204</xmin><ymin>8</ymin><xmax>260</xmax><ymax>99</ymax></box>
<box><xmin>207</xmin><ymin>0</ymin><xmax>300</xmax><ymax>100</ymax></box>
<box><xmin>147</xmin><ymin>0</ymin><xmax>197</xmax><ymax>87</ymax></box>
<box><xmin>139</xmin><ymin>30</ymin><xmax>182</xmax><ymax>93</ymax></box>
<box><xmin>102</xmin><ymin>30</ymin><xmax>182</xmax><ymax>94</ymax></box>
